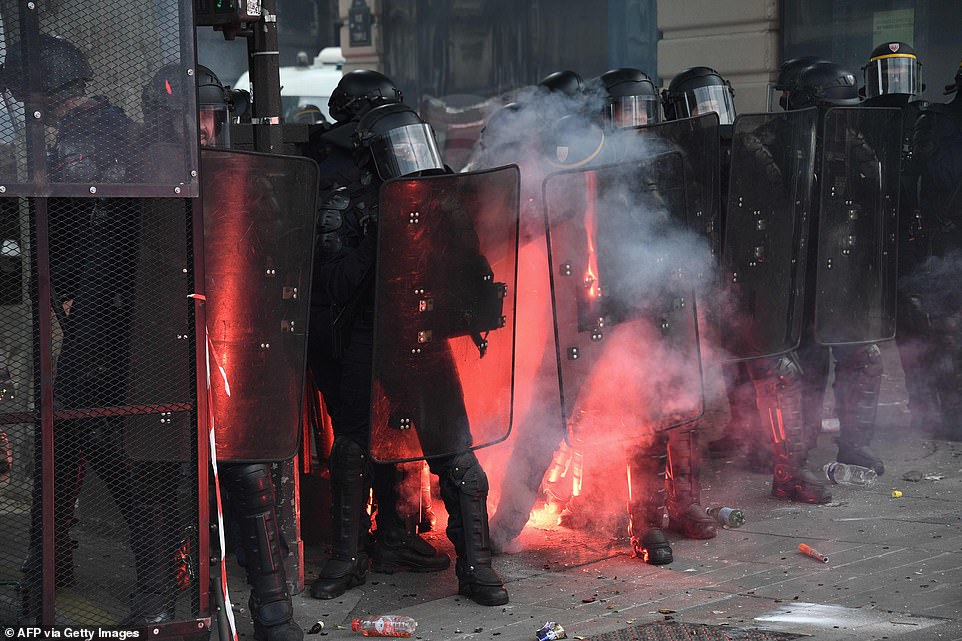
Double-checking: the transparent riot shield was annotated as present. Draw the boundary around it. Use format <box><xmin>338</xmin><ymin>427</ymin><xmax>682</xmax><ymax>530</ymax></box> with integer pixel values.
<box><xmin>634</xmin><ymin>113</ymin><xmax>720</xmax><ymax>251</ymax></box>
<box><xmin>814</xmin><ymin>107</ymin><xmax>901</xmax><ymax>345</ymax></box>
<box><xmin>720</xmin><ymin>108</ymin><xmax>818</xmax><ymax>359</ymax></box>
<box><xmin>370</xmin><ymin>166</ymin><xmax>520</xmax><ymax>463</ymax></box>
<box><xmin>544</xmin><ymin>153</ymin><xmax>706</xmax><ymax>448</ymax></box>
<box><xmin>201</xmin><ymin>149</ymin><xmax>318</xmax><ymax>462</ymax></box>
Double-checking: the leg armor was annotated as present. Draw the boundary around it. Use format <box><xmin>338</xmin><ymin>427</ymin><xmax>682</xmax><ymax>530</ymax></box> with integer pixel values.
<box><xmin>796</xmin><ymin>342</ymin><xmax>831</xmax><ymax>452</ymax></box>
<box><xmin>896</xmin><ymin>291</ymin><xmax>940</xmax><ymax>431</ymax></box>
<box><xmin>369</xmin><ymin>461</ymin><xmax>449</xmax><ymax>574</ymax></box>
<box><xmin>627</xmin><ymin>437</ymin><xmax>672</xmax><ymax>565</ymax></box>
<box><xmin>310</xmin><ymin>437</ymin><xmax>370</xmax><ymax>600</ymax></box>
<box><xmin>749</xmin><ymin>355</ymin><xmax>831</xmax><ymax>504</ymax></box>
<box><xmin>433</xmin><ymin>450</ymin><xmax>508</xmax><ymax>606</ymax></box>
<box><xmin>221</xmin><ymin>463</ymin><xmax>302</xmax><ymax>641</ymax></box>
<box><xmin>834</xmin><ymin>344</ymin><xmax>885</xmax><ymax>474</ymax></box>
<box><xmin>709</xmin><ymin>362</ymin><xmax>761</xmax><ymax>458</ymax></box>
<box><xmin>666</xmin><ymin>428</ymin><xmax>716</xmax><ymax>540</ymax></box>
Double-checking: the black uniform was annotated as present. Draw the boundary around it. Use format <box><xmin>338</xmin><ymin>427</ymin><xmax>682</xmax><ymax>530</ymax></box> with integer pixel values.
<box><xmin>308</xmin><ymin>103</ymin><xmax>508</xmax><ymax>607</ymax></box>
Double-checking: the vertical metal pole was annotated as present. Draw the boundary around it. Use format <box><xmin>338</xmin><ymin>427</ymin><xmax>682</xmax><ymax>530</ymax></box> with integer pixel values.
<box><xmin>247</xmin><ymin>0</ymin><xmax>283</xmax><ymax>153</ymax></box>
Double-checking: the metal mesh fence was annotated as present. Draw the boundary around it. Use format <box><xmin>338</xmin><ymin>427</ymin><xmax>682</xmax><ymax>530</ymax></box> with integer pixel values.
<box><xmin>0</xmin><ymin>195</ymin><xmax>202</xmax><ymax>626</ymax></box>
<box><xmin>0</xmin><ymin>0</ymin><xmax>204</xmax><ymax>626</ymax></box>
<box><xmin>0</xmin><ymin>1</ymin><xmax>198</xmax><ymax>198</ymax></box>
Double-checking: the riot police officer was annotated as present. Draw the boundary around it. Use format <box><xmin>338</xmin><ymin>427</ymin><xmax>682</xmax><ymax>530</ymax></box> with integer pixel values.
<box><xmin>137</xmin><ymin>63</ymin><xmax>305</xmax><ymax>639</ymax></box>
<box><xmin>859</xmin><ymin>43</ymin><xmax>933</xmax><ymax>435</ymax></box>
<box><xmin>306</xmin><ymin>71</ymin><xmax>451</xmax><ymax>600</ymax></box>
<box><xmin>787</xmin><ymin>61</ymin><xmax>888</xmax><ymax>477</ymax></box>
<box><xmin>662</xmin><ymin>67</ymin><xmax>770</xmax><ymax>472</ymax></box>
<box><xmin>310</xmin><ymin>101</ymin><xmax>508</xmax><ymax>606</ymax></box>
<box><xmin>905</xmin><ymin>59</ymin><xmax>962</xmax><ymax>440</ymax></box>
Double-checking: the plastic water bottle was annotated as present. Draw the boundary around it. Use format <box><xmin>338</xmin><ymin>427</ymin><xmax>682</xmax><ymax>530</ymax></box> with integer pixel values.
<box><xmin>823</xmin><ymin>462</ymin><xmax>878</xmax><ymax>488</ymax></box>
<box><xmin>351</xmin><ymin>615</ymin><xmax>417</xmax><ymax>637</ymax></box>
<box><xmin>707</xmin><ymin>506</ymin><xmax>746</xmax><ymax>528</ymax></box>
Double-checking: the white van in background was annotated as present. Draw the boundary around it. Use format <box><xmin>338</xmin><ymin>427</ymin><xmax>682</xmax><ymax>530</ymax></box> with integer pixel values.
<box><xmin>233</xmin><ymin>46</ymin><xmax>344</xmax><ymax>124</ymax></box>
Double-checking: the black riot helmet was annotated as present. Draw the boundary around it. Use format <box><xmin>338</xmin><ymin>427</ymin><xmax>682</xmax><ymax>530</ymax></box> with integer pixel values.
<box><xmin>599</xmin><ymin>67</ymin><xmax>661</xmax><ymax>128</ymax></box>
<box><xmin>539</xmin><ymin>70</ymin><xmax>584</xmax><ymax>96</ymax></box>
<box><xmin>772</xmin><ymin>56</ymin><xmax>826</xmax><ymax>110</ymax></box>
<box><xmin>328</xmin><ymin>69</ymin><xmax>403</xmax><ymax>123</ymax></box>
<box><xmin>787</xmin><ymin>61</ymin><xmax>860</xmax><ymax>110</ymax></box>
<box><xmin>863</xmin><ymin>42</ymin><xmax>922</xmax><ymax>99</ymax></box>
<box><xmin>479</xmin><ymin>101</ymin><xmax>525</xmax><ymax>154</ymax></box>
<box><xmin>0</xmin><ymin>34</ymin><xmax>92</xmax><ymax>102</ymax></box>
<box><xmin>354</xmin><ymin>103</ymin><xmax>444</xmax><ymax>179</ymax></box>
<box><xmin>195</xmin><ymin>65</ymin><xmax>232</xmax><ymax>148</ymax></box>
<box><xmin>542</xmin><ymin>113</ymin><xmax>605</xmax><ymax>169</ymax></box>
<box><xmin>662</xmin><ymin>66</ymin><xmax>736</xmax><ymax>125</ymax></box>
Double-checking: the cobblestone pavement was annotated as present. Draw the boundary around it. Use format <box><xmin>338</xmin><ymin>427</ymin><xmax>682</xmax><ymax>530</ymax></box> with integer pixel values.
<box><xmin>227</xmin><ymin>343</ymin><xmax>962</xmax><ymax>640</ymax></box>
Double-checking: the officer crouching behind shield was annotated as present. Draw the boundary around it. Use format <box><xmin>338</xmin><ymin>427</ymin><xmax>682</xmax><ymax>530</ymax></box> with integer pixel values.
<box><xmin>309</xmin><ymin>98</ymin><xmax>509</xmax><ymax>606</ymax></box>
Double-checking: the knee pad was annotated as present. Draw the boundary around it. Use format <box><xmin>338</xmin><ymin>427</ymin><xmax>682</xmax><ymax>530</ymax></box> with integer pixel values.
<box><xmin>435</xmin><ymin>450</ymin><xmax>488</xmax><ymax>498</ymax></box>
<box><xmin>838</xmin><ymin>344</ymin><xmax>882</xmax><ymax>377</ymax></box>
<box><xmin>329</xmin><ymin>436</ymin><xmax>368</xmax><ymax>485</ymax></box>
<box><xmin>222</xmin><ymin>463</ymin><xmax>275</xmax><ymax>517</ymax></box>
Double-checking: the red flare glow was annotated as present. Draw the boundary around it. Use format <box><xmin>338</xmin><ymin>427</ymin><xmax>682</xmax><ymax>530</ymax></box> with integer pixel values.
<box><xmin>583</xmin><ymin>172</ymin><xmax>600</xmax><ymax>299</ymax></box>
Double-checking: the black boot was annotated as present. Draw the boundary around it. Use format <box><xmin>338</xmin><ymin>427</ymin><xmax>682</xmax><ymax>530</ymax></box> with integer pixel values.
<box><xmin>751</xmin><ymin>355</ymin><xmax>832</xmax><ymax>505</ymax></box>
<box><xmin>437</xmin><ymin>451</ymin><xmax>508</xmax><ymax>606</ymax></box>
<box><xmin>311</xmin><ymin>438</ymin><xmax>370</xmax><ymax>599</ymax></box>
<box><xmin>835</xmin><ymin>345</ymin><xmax>885</xmax><ymax>475</ymax></box>
<box><xmin>628</xmin><ymin>442</ymin><xmax>673</xmax><ymax>564</ymax></box>
<box><xmin>370</xmin><ymin>462</ymin><xmax>449</xmax><ymax>574</ymax></box>
<box><xmin>666</xmin><ymin>429</ymin><xmax>716</xmax><ymax>540</ymax></box>
<box><xmin>221</xmin><ymin>463</ymin><xmax>303</xmax><ymax>641</ymax></box>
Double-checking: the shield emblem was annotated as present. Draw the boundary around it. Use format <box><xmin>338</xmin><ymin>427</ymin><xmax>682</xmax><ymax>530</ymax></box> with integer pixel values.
<box><xmin>556</xmin><ymin>146</ymin><xmax>570</xmax><ymax>163</ymax></box>
<box><xmin>889</xmin><ymin>42</ymin><xmax>900</xmax><ymax>53</ymax></box>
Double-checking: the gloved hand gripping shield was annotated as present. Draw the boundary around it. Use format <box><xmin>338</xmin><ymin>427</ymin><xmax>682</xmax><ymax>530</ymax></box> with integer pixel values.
<box><xmin>543</xmin><ymin>153</ymin><xmax>706</xmax><ymax>448</ymax></box>
<box><xmin>369</xmin><ymin>165</ymin><xmax>520</xmax><ymax>463</ymax></box>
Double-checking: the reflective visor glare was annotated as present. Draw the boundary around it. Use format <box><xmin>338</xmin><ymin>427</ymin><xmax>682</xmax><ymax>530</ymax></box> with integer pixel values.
<box><xmin>869</xmin><ymin>58</ymin><xmax>922</xmax><ymax>97</ymax></box>
<box><xmin>373</xmin><ymin>124</ymin><xmax>444</xmax><ymax>179</ymax></box>
<box><xmin>605</xmin><ymin>96</ymin><xmax>661</xmax><ymax>128</ymax></box>
<box><xmin>684</xmin><ymin>86</ymin><xmax>735</xmax><ymax>124</ymax></box>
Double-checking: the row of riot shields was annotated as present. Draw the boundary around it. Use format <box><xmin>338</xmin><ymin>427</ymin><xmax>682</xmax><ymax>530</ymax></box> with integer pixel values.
<box><xmin>721</xmin><ymin>105</ymin><xmax>900</xmax><ymax>359</ymax></box>
<box><xmin>365</xmin><ymin>105</ymin><xmax>901</xmax><ymax>463</ymax></box>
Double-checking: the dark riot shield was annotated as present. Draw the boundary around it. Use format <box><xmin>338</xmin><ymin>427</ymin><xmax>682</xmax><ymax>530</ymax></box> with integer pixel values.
<box><xmin>202</xmin><ymin>149</ymin><xmax>318</xmax><ymax>462</ymax></box>
<box><xmin>543</xmin><ymin>153</ymin><xmax>706</xmax><ymax>448</ymax></box>
<box><xmin>720</xmin><ymin>108</ymin><xmax>818</xmax><ymax>359</ymax></box>
<box><xmin>370</xmin><ymin>166</ymin><xmax>520</xmax><ymax>463</ymax></box>
<box><xmin>814</xmin><ymin>107</ymin><xmax>901</xmax><ymax>345</ymax></box>
<box><xmin>634</xmin><ymin>113</ymin><xmax>720</xmax><ymax>252</ymax></box>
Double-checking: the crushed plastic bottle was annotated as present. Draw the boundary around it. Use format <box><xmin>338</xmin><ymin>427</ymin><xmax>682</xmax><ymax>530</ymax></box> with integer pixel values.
<box><xmin>706</xmin><ymin>506</ymin><xmax>746</xmax><ymax>528</ymax></box>
<box><xmin>823</xmin><ymin>461</ymin><xmax>878</xmax><ymax>488</ymax></box>
<box><xmin>351</xmin><ymin>615</ymin><xmax>417</xmax><ymax>637</ymax></box>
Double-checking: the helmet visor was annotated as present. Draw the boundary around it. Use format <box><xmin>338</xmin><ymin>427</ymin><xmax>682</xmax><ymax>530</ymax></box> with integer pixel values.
<box><xmin>672</xmin><ymin>85</ymin><xmax>735</xmax><ymax>124</ymax></box>
<box><xmin>865</xmin><ymin>56</ymin><xmax>922</xmax><ymax>98</ymax></box>
<box><xmin>199</xmin><ymin>104</ymin><xmax>230</xmax><ymax>148</ymax></box>
<box><xmin>603</xmin><ymin>95</ymin><xmax>662</xmax><ymax>128</ymax></box>
<box><xmin>369</xmin><ymin>123</ymin><xmax>444</xmax><ymax>179</ymax></box>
